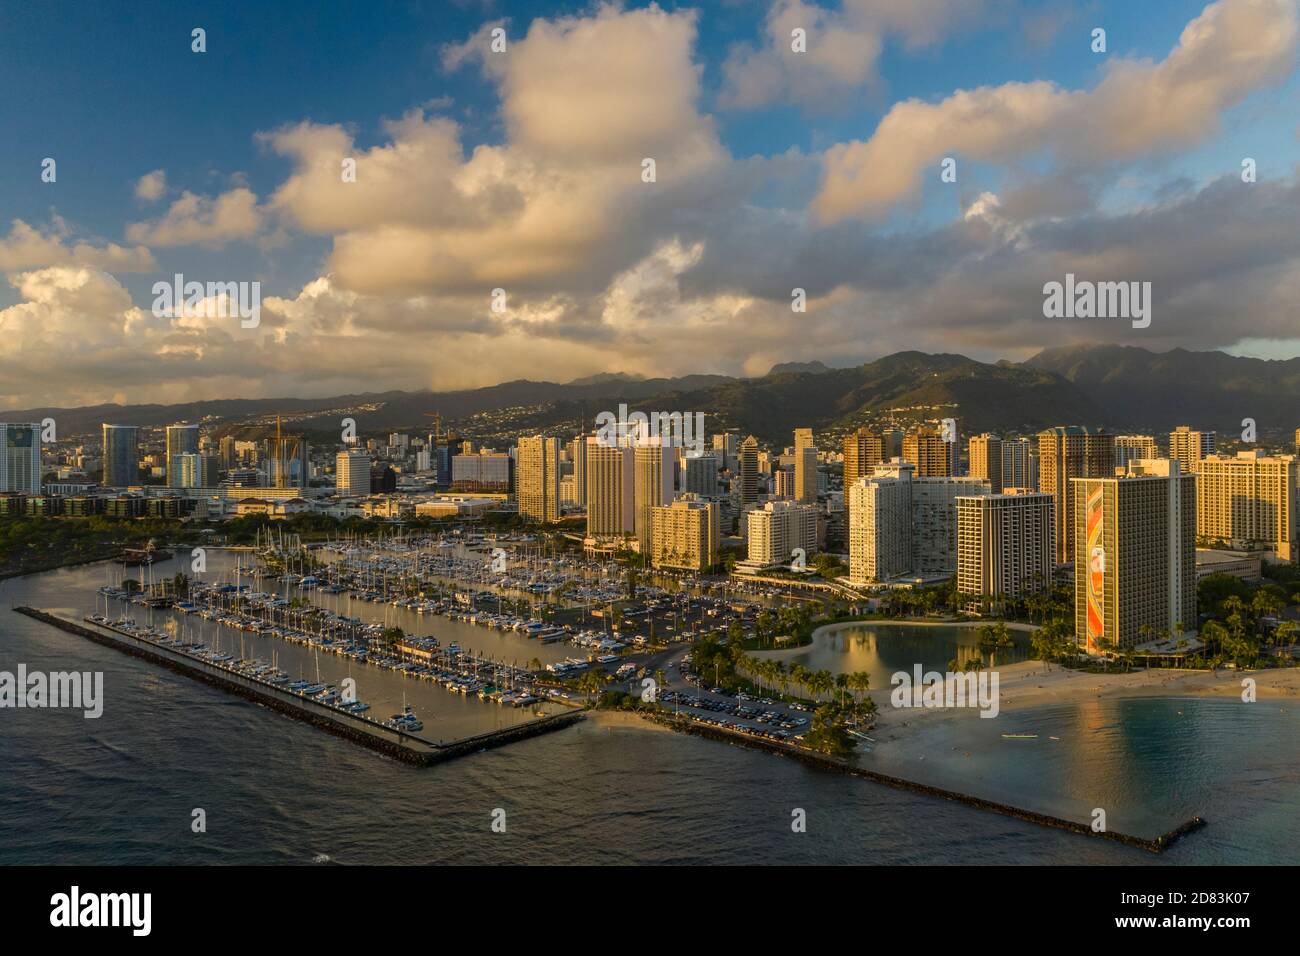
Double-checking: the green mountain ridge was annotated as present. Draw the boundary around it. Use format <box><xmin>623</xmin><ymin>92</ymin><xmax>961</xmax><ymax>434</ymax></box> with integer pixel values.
<box><xmin>7</xmin><ymin>345</ymin><xmax>1298</xmax><ymax>446</ymax></box>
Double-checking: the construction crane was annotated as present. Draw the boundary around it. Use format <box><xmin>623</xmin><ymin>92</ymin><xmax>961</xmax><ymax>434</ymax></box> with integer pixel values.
<box><xmin>422</xmin><ymin>411</ymin><xmax>443</xmax><ymax>446</ymax></box>
<box><xmin>270</xmin><ymin>415</ymin><xmax>304</xmax><ymax>489</ymax></box>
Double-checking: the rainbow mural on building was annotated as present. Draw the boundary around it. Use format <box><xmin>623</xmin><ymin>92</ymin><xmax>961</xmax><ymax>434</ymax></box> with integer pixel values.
<box><xmin>1085</xmin><ymin>485</ymin><xmax>1105</xmax><ymax>654</ymax></box>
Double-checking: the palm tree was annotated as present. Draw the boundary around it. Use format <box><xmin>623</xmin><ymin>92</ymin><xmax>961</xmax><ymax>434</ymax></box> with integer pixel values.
<box><xmin>577</xmin><ymin>669</ymin><xmax>606</xmax><ymax>700</ymax></box>
<box><xmin>774</xmin><ymin>661</ymin><xmax>791</xmax><ymax>697</ymax></box>
<box><xmin>845</xmin><ymin>671</ymin><xmax>870</xmax><ymax>716</ymax></box>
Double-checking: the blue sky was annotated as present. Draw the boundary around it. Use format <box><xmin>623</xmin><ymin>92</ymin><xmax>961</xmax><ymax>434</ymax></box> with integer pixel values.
<box><xmin>1</xmin><ymin>0</ymin><xmax>1298</xmax><ymax>407</ymax></box>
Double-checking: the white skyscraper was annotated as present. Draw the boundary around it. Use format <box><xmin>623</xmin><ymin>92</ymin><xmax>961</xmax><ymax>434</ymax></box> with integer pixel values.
<box><xmin>336</xmin><ymin>450</ymin><xmax>371</xmax><ymax>497</ymax></box>
<box><xmin>848</xmin><ymin>461</ymin><xmax>913</xmax><ymax>584</ymax></box>
<box><xmin>911</xmin><ymin>476</ymin><xmax>992</xmax><ymax>574</ymax></box>
<box><xmin>744</xmin><ymin>499</ymin><xmax>818</xmax><ymax>569</ymax></box>
<box><xmin>634</xmin><ymin>437</ymin><xmax>674</xmax><ymax>549</ymax></box>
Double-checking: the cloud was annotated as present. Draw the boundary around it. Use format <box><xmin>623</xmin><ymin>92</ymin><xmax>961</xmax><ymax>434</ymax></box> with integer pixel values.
<box><xmin>265</xmin><ymin>2</ymin><xmax>724</xmax><ymax>296</ymax></box>
<box><xmin>134</xmin><ymin>169</ymin><xmax>167</xmax><ymax>201</ymax></box>
<box><xmin>5</xmin><ymin>0</ymin><xmax>1300</xmax><ymax>409</ymax></box>
<box><xmin>126</xmin><ymin>187</ymin><xmax>264</xmax><ymax>246</ymax></box>
<box><xmin>0</xmin><ymin>219</ymin><xmax>156</xmax><ymax>273</ymax></box>
<box><xmin>721</xmin><ymin>0</ymin><xmax>989</xmax><ymax>110</ymax></box>
<box><xmin>812</xmin><ymin>0</ymin><xmax>1299</xmax><ymax>223</ymax></box>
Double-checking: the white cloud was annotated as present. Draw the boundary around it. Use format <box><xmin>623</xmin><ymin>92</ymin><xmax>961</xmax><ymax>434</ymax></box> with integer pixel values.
<box><xmin>813</xmin><ymin>0</ymin><xmax>1299</xmax><ymax>223</ymax></box>
<box><xmin>721</xmin><ymin>0</ymin><xmax>988</xmax><ymax>110</ymax></box>
<box><xmin>0</xmin><ymin>219</ymin><xmax>156</xmax><ymax>273</ymax></box>
<box><xmin>126</xmin><ymin>187</ymin><xmax>264</xmax><ymax>246</ymax></box>
<box><xmin>265</xmin><ymin>2</ymin><xmax>724</xmax><ymax>297</ymax></box>
<box><xmin>134</xmin><ymin>169</ymin><xmax>167</xmax><ymax>202</ymax></box>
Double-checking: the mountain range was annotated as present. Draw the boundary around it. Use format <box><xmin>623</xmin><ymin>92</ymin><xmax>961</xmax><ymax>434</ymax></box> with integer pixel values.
<box><xmin>8</xmin><ymin>344</ymin><xmax>1299</xmax><ymax>446</ymax></box>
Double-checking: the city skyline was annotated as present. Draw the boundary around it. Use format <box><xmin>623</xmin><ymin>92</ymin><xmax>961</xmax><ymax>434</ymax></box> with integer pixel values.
<box><xmin>3</xmin><ymin>0</ymin><xmax>1300</xmax><ymax>411</ymax></box>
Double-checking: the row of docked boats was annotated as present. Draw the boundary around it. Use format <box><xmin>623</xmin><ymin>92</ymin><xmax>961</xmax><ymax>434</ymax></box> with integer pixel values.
<box><xmin>100</xmin><ymin>583</ymin><xmax>545</xmax><ymax>711</ymax></box>
<box><xmin>83</xmin><ymin>613</ymin><xmax>376</xmax><ymax>718</ymax></box>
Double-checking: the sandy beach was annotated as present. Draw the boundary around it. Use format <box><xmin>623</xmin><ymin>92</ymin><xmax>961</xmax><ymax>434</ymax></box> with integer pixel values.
<box><xmin>749</xmin><ymin>618</ymin><xmax>1300</xmax><ymax>735</ymax></box>
<box><xmin>869</xmin><ymin>657</ymin><xmax>1300</xmax><ymax>738</ymax></box>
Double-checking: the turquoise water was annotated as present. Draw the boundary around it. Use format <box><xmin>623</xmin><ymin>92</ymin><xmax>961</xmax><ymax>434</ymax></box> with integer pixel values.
<box><xmin>865</xmin><ymin>697</ymin><xmax>1300</xmax><ymax>858</ymax></box>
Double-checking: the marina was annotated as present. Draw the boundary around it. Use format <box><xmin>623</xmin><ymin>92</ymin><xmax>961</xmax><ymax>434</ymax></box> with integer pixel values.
<box><xmin>94</xmin><ymin>580</ymin><xmax>557</xmax><ymax>713</ymax></box>
<box><xmin>15</xmin><ymin>606</ymin><xmax>584</xmax><ymax>766</ymax></box>
<box><xmin>60</xmin><ymin>548</ymin><xmax>579</xmax><ymax>744</ymax></box>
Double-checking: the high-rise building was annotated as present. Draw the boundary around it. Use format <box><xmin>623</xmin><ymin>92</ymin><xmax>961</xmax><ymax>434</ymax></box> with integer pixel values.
<box><xmin>1114</xmin><ymin>435</ymin><xmax>1159</xmax><ymax>471</ymax></box>
<box><xmin>370</xmin><ymin>464</ymin><xmax>397</xmax><ymax>493</ymax></box>
<box><xmin>968</xmin><ymin>433</ymin><xmax>1002</xmax><ymax>493</ymax></box>
<box><xmin>1038</xmin><ymin>426</ymin><xmax>1114</xmax><ymax>565</ymax></box>
<box><xmin>903</xmin><ymin>427</ymin><xmax>953</xmax><ymax>477</ymax></box>
<box><xmin>793</xmin><ymin>428</ymin><xmax>817</xmax><ymax>504</ymax></box>
<box><xmin>169</xmin><ymin>453</ymin><xmax>207</xmax><ymax>489</ymax></box>
<box><xmin>745</xmin><ymin>499</ymin><xmax>817</xmax><ymax>569</ymax></box>
<box><xmin>517</xmin><ymin>436</ymin><xmax>561</xmax><ymax>523</ymax></box>
<box><xmin>567</xmin><ymin>436</ymin><xmax>588</xmax><ymax>508</ymax></box>
<box><xmin>0</xmin><ymin>423</ymin><xmax>42</xmax><ymax>494</ymax></box>
<box><xmin>1168</xmin><ymin>426</ymin><xmax>1216</xmax><ymax>473</ymax></box>
<box><xmin>1073</xmin><ymin>459</ymin><xmax>1196</xmax><ymax>653</ymax></box>
<box><xmin>633</xmin><ymin>437</ymin><xmax>674</xmax><ymax>549</ymax></box>
<box><xmin>200</xmin><ymin>454</ymin><xmax>221</xmax><ymax>488</ymax></box>
<box><xmin>1001</xmin><ymin>437</ymin><xmax>1038</xmax><ymax>490</ymax></box>
<box><xmin>651</xmin><ymin>495</ymin><xmax>720</xmax><ymax>572</ymax></box>
<box><xmin>335</xmin><ymin>450</ymin><xmax>371</xmax><ymax>497</ymax></box>
<box><xmin>586</xmin><ymin>439</ymin><xmax>634</xmax><ymax>539</ymax></box>
<box><xmin>165</xmin><ymin>424</ymin><xmax>200</xmax><ymax>487</ymax></box>
<box><xmin>774</xmin><ymin>465</ymin><xmax>795</xmax><ymax>498</ymax></box>
<box><xmin>843</xmin><ymin>427</ymin><xmax>888</xmax><ymax>488</ymax></box>
<box><xmin>450</xmin><ymin>452</ymin><xmax>512</xmax><ymax>492</ymax></box>
<box><xmin>738</xmin><ymin>436</ymin><xmax>759</xmax><ymax>509</ymax></box>
<box><xmin>101</xmin><ymin>425</ymin><xmax>139</xmax><ymax>488</ymax></box>
<box><xmin>956</xmin><ymin>492</ymin><xmax>1055</xmax><ymax>610</ymax></box>
<box><xmin>911</xmin><ymin>476</ymin><xmax>992</xmax><ymax>574</ymax></box>
<box><xmin>1295</xmin><ymin>428</ymin><xmax>1300</xmax><ymax>456</ymax></box>
<box><xmin>1196</xmin><ymin>451</ymin><xmax>1298</xmax><ymax>563</ymax></box>
<box><xmin>848</xmin><ymin>460</ymin><xmax>913</xmax><ymax>583</ymax></box>
<box><xmin>712</xmin><ymin>433</ymin><xmax>739</xmax><ymax>473</ymax></box>
<box><xmin>683</xmin><ymin>453</ymin><xmax>719</xmax><ymax>496</ymax></box>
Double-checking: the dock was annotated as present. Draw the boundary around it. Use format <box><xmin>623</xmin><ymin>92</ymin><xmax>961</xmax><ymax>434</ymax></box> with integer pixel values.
<box><xmin>13</xmin><ymin>607</ymin><xmax>584</xmax><ymax>766</ymax></box>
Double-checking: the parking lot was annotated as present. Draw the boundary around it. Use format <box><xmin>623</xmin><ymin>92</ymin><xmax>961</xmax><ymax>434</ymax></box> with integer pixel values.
<box><xmin>656</xmin><ymin>656</ymin><xmax>812</xmax><ymax>742</ymax></box>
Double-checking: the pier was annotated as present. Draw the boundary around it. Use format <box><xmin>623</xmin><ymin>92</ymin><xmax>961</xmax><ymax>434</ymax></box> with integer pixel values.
<box><xmin>643</xmin><ymin>711</ymin><xmax>1206</xmax><ymax>854</ymax></box>
<box><xmin>14</xmin><ymin>607</ymin><xmax>585</xmax><ymax>766</ymax></box>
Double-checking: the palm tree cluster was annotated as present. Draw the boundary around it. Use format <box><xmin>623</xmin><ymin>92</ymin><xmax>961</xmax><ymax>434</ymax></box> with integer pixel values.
<box><xmin>1197</xmin><ymin>590</ymin><xmax>1293</xmax><ymax>669</ymax></box>
<box><xmin>750</xmin><ymin>603</ymin><xmax>817</xmax><ymax>648</ymax></box>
